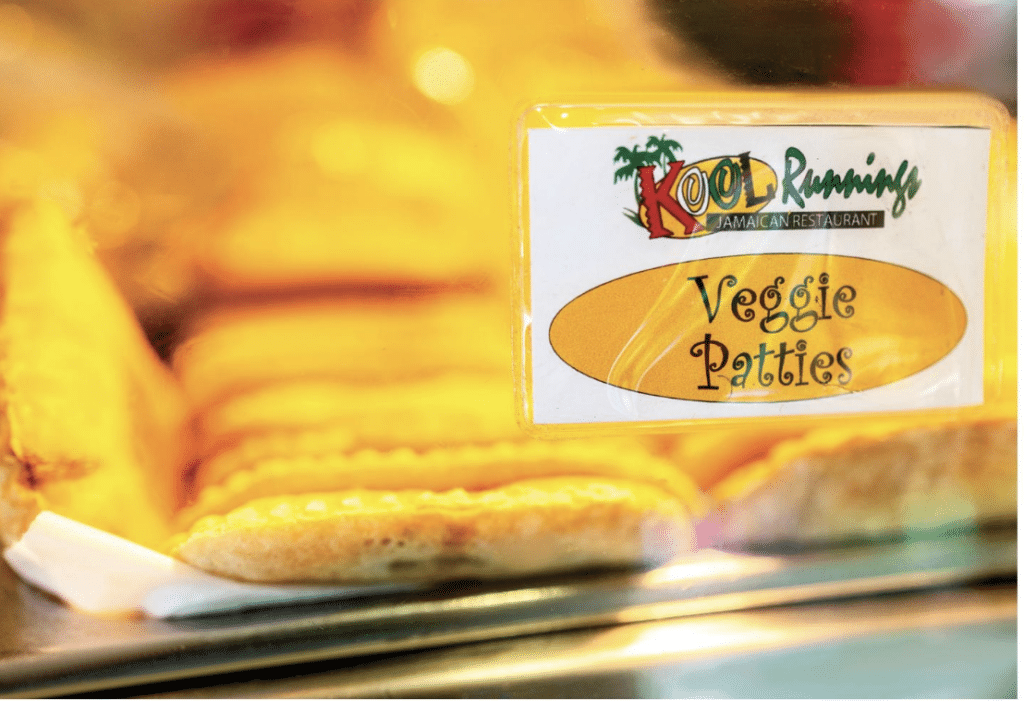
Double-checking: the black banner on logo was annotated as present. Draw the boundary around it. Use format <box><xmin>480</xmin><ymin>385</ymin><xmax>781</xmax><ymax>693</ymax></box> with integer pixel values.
<box><xmin>706</xmin><ymin>210</ymin><xmax>885</xmax><ymax>232</ymax></box>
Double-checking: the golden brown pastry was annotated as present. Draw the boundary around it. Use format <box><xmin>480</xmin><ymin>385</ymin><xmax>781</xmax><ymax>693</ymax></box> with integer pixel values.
<box><xmin>189</xmin><ymin>378</ymin><xmax>528</xmax><ymax>494</ymax></box>
<box><xmin>171</xmin><ymin>440</ymin><xmax>705</xmax><ymax>583</ymax></box>
<box><xmin>705</xmin><ymin>410</ymin><xmax>1016</xmax><ymax>548</ymax></box>
<box><xmin>0</xmin><ymin>42</ymin><xmax>228</xmax><ymax>342</ymax></box>
<box><xmin>0</xmin><ymin>200</ymin><xmax>189</xmax><ymax>549</ymax></box>
<box><xmin>193</xmin><ymin>374</ymin><xmax>523</xmax><ymax>467</ymax></box>
<box><xmin>663</xmin><ymin>423</ymin><xmax>812</xmax><ymax>491</ymax></box>
<box><xmin>172</xmin><ymin>478</ymin><xmax>692</xmax><ymax>583</ymax></box>
<box><xmin>172</xmin><ymin>295</ymin><xmax>512</xmax><ymax>411</ymax></box>
<box><xmin>160</xmin><ymin>45</ymin><xmax>506</xmax><ymax>293</ymax></box>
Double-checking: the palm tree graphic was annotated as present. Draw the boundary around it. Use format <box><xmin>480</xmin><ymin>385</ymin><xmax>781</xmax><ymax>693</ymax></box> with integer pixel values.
<box><xmin>613</xmin><ymin>135</ymin><xmax>682</xmax><ymax>226</ymax></box>
<box><xmin>645</xmin><ymin>135</ymin><xmax>682</xmax><ymax>171</ymax></box>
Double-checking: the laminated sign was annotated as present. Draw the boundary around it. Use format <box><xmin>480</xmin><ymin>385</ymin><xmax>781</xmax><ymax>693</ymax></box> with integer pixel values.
<box><xmin>513</xmin><ymin>93</ymin><xmax>1013</xmax><ymax>434</ymax></box>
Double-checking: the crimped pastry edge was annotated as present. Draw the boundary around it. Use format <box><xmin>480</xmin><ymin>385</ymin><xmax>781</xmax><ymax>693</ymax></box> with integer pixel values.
<box><xmin>176</xmin><ymin>439</ymin><xmax>708</xmax><ymax>530</ymax></box>
<box><xmin>170</xmin><ymin>476</ymin><xmax>696</xmax><ymax>584</ymax></box>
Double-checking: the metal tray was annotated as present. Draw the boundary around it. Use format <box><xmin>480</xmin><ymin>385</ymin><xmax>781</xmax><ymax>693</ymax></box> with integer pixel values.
<box><xmin>0</xmin><ymin>525</ymin><xmax>1015</xmax><ymax>698</ymax></box>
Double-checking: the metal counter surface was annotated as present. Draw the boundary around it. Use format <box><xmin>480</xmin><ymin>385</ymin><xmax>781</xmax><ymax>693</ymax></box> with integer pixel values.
<box><xmin>0</xmin><ymin>526</ymin><xmax>1015</xmax><ymax>698</ymax></box>
<box><xmin>134</xmin><ymin>583</ymin><xmax>1016</xmax><ymax>699</ymax></box>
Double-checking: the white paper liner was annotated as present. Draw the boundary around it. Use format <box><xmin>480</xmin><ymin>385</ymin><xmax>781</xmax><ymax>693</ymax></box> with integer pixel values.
<box><xmin>3</xmin><ymin>512</ymin><xmax>415</xmax><ymax>618</ymax></box>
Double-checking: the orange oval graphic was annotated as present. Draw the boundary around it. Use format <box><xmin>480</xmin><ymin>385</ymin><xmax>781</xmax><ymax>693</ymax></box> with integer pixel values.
<box><xmin>638</xmin><ymin>156</ymin><xmax>777</xmax><ymax>239</ymax></box>
<box><xmin>549</xmin><ymin>254</ymin><xmax>966</xmax><ymax>402</ymax></box>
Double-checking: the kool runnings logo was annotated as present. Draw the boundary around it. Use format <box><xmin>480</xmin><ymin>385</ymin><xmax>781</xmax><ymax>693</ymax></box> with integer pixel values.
<box><xmin>613</xmin><ymin>136</ymin><xmax>923</xmax><ymax>239</ymax></box>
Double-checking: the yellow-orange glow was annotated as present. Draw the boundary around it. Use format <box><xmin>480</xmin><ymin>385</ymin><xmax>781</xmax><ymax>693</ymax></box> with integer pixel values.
<box><xmin>0</xmin><ymin>3</ymin><xmax>32</xmax><ymax>62</ymax></box>
<box><xmin>309</xmin><ymin>121</ymin><xmax>372</xmax><ymax>177</ymax></box>
<box><xmin>88</xmin><ymin>180</ymin><xmax>141</xmax><ymax>244</ymax></box>
<box><xmin>412</xmin><ymin>47</ymin><xmax>475</xmax><ymax>105</ymax></box>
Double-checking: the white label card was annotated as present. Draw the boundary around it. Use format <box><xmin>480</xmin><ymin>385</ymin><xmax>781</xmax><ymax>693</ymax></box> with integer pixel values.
<box><xmin>525</xmin><ymin>125</ymin><xmax>991</xmax><ymax>425</ymax></box>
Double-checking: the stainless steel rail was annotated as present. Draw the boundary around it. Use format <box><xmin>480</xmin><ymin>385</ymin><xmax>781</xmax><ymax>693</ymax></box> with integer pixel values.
<box><xmin>139</xmin><ymin>584</ymin><xmax>1017</xmax><ymax>699</ymax></box>
<box><xmin>0</xmin><ymin>525</ymin><xmax>1015</xmax><ymax>698</ymax></box>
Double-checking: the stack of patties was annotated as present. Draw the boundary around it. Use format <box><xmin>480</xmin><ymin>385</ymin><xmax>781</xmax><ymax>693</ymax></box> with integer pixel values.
<box><xmin>149</xmin><ymin>15</ymin><xmax>707</xmax><ymax>585</ymax></box>
<box><xmin>170</xmin><ymin>296</ymin><xmax>704</xmax><ymax>583</ymax></box>
<box><xmin>0</xmin><ymin>193</ymin><xmax>703</xmax><ymax>588</ymax></box>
